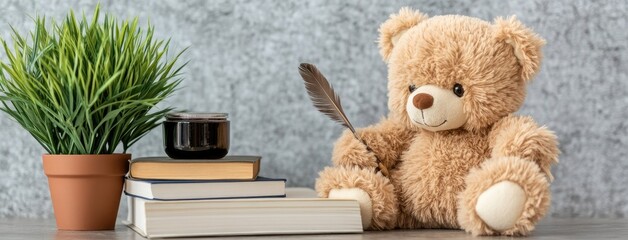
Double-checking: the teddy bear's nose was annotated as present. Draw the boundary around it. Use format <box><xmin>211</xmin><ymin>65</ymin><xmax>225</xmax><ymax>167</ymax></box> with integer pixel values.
<box><xmin>413</xmin><ymin>93</ymin><xmax>434</xmax><ymax>110</ymax></box>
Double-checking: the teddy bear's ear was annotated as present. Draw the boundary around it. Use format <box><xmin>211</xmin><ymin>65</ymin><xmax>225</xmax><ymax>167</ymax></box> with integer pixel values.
<box><xmin>493</xmin><ymin>16</ymin><xmax>546</xmax><ymax>82</ymax></box>
<box><xmin>378</xmin><ymin>7</ymin><xmax>428</xmax><ymax>62</ymax></box>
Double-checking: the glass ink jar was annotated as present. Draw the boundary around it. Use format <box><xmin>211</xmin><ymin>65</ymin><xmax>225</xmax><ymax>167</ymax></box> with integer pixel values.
<box><xmin>163</xmin><ymin>112</ymin><xmax>230</xmax><ymax>159</ymax></box>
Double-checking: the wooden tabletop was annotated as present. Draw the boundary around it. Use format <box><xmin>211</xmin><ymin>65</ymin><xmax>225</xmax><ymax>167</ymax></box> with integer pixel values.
<box><xmin>1</xmin><ymin>218</ymin><xmax>626</xmax><ymax>239</ymax></box>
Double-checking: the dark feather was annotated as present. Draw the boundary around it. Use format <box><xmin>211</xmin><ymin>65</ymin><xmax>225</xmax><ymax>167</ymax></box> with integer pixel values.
<box><xmin>297</xmin><ymin>63</ymin><xmax>389</xmax><ymax>177</ymax></box>
<box><xmin>298</xmin><ymin>63</ymin><xmax>357</xmax><ymax>138</ymax></box>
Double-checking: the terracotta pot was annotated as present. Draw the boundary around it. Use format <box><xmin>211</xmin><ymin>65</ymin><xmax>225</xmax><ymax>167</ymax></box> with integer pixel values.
<box><xmin>43</xmin><ymin>154</ymin><xmax>130</xmax><ymax>230</ymax></box>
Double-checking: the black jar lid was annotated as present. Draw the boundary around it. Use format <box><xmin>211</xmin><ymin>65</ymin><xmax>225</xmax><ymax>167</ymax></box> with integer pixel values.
<box><xmin>166</xmin><ymin>112</ymin><xmax>228</xmax><ymax>121</ymax></box>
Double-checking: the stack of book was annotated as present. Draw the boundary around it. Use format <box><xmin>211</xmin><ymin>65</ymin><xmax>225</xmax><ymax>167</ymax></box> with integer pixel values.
<box><xmin>124</xmin><ymin>156</ymin><xmax>363</xmax><ymax>238</ymax></box>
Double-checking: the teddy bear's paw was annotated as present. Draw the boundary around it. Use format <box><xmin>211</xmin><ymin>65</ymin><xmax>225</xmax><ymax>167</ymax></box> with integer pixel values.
<box><xmin>331</xmin><ymin>130</ymin><xmax>378</xmax><ymax>168</ymax></box>
<box><xmin>329</xmin><ymin>188</ymin><xmax>373</xmax><ymax>229</ymax></box>
<box><xmin>475</xmin><ymin>180</ymin><xmax>527</xmax><ymax>231</ymax></box>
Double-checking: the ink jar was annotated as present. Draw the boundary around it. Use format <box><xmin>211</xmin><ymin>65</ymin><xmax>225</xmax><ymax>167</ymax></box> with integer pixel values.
<box><xmin>163</xmin><ymin>112</ymin><xmax>230</xmax><ymax>159</ymax></box>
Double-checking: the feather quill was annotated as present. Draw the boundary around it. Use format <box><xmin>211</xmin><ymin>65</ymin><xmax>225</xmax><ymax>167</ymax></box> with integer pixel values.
<box><xmin>298</xmin><ymin>63</ymin><xmax>389</xmax><ymax>177</ymax></box>
<box><xmin>298</xmin><ymin>63</ymin><xmax>358</xmax><ymax>138</ymax></box>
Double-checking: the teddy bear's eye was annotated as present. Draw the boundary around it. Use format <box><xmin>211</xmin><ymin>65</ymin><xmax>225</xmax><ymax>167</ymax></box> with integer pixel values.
<box><xmin>453</xmin><ymin>83</ymin><xmax>464</xmax><ymax>97</ymax></box>
<box><xmin>408</xmin><ymin>84</ymin><xmax>417</xmax><ymax>93</ymax></box>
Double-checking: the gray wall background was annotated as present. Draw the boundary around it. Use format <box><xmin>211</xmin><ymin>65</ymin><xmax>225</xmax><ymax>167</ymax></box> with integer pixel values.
<box><xmin>0</xmin><ymin>0</ymin><xmax>626</xmax><ymax>219</ymax></box>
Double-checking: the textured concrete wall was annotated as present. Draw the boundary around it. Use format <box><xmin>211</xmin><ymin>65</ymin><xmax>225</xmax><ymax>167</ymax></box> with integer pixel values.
<box><xmin>0</xmin><ymin>0</ymin><xmax>626</xmax><ymax>219</ymax></box>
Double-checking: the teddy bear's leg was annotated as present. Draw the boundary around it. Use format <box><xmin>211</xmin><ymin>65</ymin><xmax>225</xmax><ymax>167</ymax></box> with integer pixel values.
<box><xmin>315</xmin><ymin>165</ymin><xmax>398</xmax><ymax>230</ymax></box>
<box><xmin>457</xmin><ymin>156</ymin><xmax>550</xmax><ymax>236</ymax></box>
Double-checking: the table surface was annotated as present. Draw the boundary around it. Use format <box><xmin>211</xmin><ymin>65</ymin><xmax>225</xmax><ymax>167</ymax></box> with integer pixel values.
<box><xmin>1</xmin><ymin>218</ymin><xmax>626</xmax><ymax>239</ymax></box>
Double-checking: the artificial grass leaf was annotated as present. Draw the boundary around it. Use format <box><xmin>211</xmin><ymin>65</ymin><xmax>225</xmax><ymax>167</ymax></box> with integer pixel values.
<box><xmin>0</xmin><ymin>4</ymin><xmax>183</xmax><ymax>154</ymax></box>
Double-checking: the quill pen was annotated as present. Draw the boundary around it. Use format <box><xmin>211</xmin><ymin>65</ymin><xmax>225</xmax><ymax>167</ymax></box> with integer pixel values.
<box><xmin>298</xmin><ymin>63</ymin><xmax>389</xmax><ymax>177</ymax></box>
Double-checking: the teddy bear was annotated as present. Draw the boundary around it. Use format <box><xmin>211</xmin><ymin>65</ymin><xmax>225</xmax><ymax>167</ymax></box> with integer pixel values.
<box><xmin>315</xmin><ymin>7</ymin><xmax>559</xmax><ymax>236</ymax></box>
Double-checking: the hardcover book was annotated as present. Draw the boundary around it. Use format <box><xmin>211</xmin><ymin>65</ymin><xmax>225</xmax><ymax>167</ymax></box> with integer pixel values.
<box><xmin>125</xmin><ymin>188</ymin><xmax>363</xmax><ymax>238</ymax></box>
<box><xmin>129</xmin><ymin>155</ymin><xmax>260</xmax><ymax>180</ymax></box>
<box><xmin>124</xmin><ymin>176</ymin><xmax>286</xmax><ymax>200</ymax></box>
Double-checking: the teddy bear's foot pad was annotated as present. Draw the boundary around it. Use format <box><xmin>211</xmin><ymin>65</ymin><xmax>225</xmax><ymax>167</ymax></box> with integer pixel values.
<box><xmin>329</xmin><ymin>188</ymin><xmax>373</xmax><ymax>229</ymax></box>
<box><xmin>475</xmin><ymin>181</ymin><xmax>526</xmax><ymax>231</ymax></box>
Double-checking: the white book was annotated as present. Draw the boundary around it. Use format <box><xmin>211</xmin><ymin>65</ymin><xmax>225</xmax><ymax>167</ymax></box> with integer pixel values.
<box><xmin>124</xmin><ymin>176</ymin><xmax>286</xmax><ymax>200</ymax></box>
<box><xmin>125</xmin><ymin>188</ymin><xmax>363</xmax><ymax>238</ymax></box>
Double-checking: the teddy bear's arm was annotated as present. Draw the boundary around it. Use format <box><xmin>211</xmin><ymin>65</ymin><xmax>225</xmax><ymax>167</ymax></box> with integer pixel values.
<box><xmin>332</xmin><ymin>117</ymin><xmax>415</xmax><ymax>170</ymax></box>
<box><xmin>488</xmin><ymin>115</ymin><xmax>559</xmax><ymax>181</ymax></box>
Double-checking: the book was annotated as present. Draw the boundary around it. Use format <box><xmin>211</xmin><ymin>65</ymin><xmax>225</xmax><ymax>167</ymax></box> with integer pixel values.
<box><xmin>129</xmin><ymin>155</ymin><xmax>261</xmax><ymax>180</ymax></box>
<box><xmin>124</xmin><ymin>176</ymin><xmax>286</xmax><ymax>200</ymax></box>
<box><xmin>125</xmin><ymin>188</ymin><xmax>363</xmax><ymax>238</ymax></box>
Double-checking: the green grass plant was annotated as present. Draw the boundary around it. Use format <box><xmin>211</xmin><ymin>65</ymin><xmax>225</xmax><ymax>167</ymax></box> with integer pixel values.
<box><xmin>0</xmin><ymin>5</ymin><xmax>185</xmax><ymax>154</ymax></box>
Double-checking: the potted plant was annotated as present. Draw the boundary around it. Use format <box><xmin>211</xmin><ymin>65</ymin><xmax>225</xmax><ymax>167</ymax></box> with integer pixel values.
<box><xmin>0</xmin><ymin>6</ymin><xmax>184</xmax><ymax>230</ymax></box>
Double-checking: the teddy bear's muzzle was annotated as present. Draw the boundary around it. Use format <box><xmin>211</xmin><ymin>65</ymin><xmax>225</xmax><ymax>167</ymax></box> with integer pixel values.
<box><xmin>406</xmin><ymin>85</ymin><xmax>467</xmax><ymax>131</ymax></box>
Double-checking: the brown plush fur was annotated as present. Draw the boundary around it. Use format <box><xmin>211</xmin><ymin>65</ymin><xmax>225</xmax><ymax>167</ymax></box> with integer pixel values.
<box><xmin>315</xmin><ymin>8</ymin><xmax>558</xmax><ymax>237</ymax></box>
<box><xmin>378</xmin><ymin>7</ymin><xmax>429</xmax><ymax>62</ymax></box>
<box><xmin>332</xmin><ymin>117</ymin><xmax>418</xmax><ymax>169</ymax></box>
<box><xmin>493</xmin><ymin>16</ymin><xmax>546</xmax><ymax>82</ymax></box>
<box><xmin>489</xmin><ymin>115</ymin><xmax>559</xmax><ymax>181</ymax></box>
